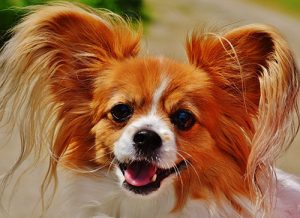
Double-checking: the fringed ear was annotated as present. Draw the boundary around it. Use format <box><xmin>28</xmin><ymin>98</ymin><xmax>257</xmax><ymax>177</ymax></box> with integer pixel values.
<box><xmin>3</xmin><ymin>2</ymin><xmax>141</xmax><ymax>105</ymax></box>
<box><xmin>0</xmin><ymin>2</ymin><xmax>141</xmax><ymax>209</ymax></box>
<box><xmin>186</xmin><ymin>25</ymin><xmax>299</xmax><ymax>212</ymax></box>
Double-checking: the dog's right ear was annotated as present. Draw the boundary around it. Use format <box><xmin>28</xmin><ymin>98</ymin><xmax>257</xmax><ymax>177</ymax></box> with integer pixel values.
<box><xmin>0</xmin><ymin>2</ymin><xmax>141</xmax><ymax>157</ymax></box>
<box><xmin>1</xmin><ymin>3</ymin><xmax>141</xmax><ymax>104</ymax></box>
<box><xmin>0</xmin><ymin>3</ymin><xmax>141</xmax><ymax>196</ymax></box>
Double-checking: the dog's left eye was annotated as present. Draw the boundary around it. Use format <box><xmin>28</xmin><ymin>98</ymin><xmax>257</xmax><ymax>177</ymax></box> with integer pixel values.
<box><xmin>111</xmin><ymin>103</ymin><xmax>133</xmax><ymax>122</ymax></box>
<box><xmin>170</xmin><ymin>110</ymin><xmax>195</xmax><ymax>131</ymax></box>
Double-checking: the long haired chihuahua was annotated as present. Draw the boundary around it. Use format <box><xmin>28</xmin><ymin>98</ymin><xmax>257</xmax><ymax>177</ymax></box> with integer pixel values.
<box><xmin>1</xmin><ymin>2</ymin><xmax>300</xmax><ymax>217</ymax></box>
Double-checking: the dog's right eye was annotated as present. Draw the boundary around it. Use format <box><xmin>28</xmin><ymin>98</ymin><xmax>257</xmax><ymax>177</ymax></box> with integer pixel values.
<box><xmin>111</xmin><ymin>103</ymin><xmax>133</xmax><ymax>122</ymax></box>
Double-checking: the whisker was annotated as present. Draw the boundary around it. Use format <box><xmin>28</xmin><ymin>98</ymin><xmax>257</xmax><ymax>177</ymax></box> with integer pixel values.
<box><xmin>172</xmin><ymin>161</ymin><xmax>184</xmax><ymax>196</ymax></box>
<box><xmin>107</xmin><ymin>157</ymin><xmax>117</xmax><ymax>175</ymax></box>
<box><xmin>176</xmin><ymin>149</ymin><xmax>193</xmax><ymax>159</ymax></box>
<box><xmin>161</xmin><ymin>159</ymin><xmax>184</xmax><ymax>196</ymax></box>
<box><xmin>177</xmin><ymin>151</ymin><xmax>202</xmax><ymax>185</ymax></box>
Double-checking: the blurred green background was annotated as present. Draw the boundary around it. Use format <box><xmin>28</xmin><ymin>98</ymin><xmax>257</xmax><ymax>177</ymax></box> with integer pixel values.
<box><xmin>251</xmin><ymin>0</ymin><xmax>300</xmax><ymax>19</ymax></box>
<box><xmin>0</xmin><ymin>0</ymin><xmax>147</xmax><ymax>47</ymax></box>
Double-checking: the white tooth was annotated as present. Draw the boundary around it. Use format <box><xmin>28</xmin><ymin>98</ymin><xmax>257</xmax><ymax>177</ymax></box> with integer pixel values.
<box><xmin>151</xmin><ymin>174</ymin><xmax>157</xmax><ymax>182</ymax></box>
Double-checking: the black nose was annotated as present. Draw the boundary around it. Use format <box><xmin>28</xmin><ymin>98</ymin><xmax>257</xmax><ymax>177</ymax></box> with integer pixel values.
<box><xmin>133</xmin><ymin>129</ymin><xmax>162</xmax><ymax>156</ymax></box>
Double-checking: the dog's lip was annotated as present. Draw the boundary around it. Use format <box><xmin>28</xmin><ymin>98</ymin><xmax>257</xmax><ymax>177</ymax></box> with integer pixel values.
<box><xmin>118</xmin><ymin>159</ymin><xmax>188</xmax><ymax>195</ymax></box>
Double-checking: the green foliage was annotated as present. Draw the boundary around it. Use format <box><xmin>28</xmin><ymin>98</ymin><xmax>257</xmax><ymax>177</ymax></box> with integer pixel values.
<box><xmin>0</xmin><ymin>0</ymin><xmax>146</xmax><ymax>46</ymax></box>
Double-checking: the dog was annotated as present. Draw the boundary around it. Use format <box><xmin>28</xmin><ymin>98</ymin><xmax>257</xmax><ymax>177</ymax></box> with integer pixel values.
<box><xmin>0</xmin><ymin>2</ymin><xmax>300</xmax><ymax>217</ymax></box>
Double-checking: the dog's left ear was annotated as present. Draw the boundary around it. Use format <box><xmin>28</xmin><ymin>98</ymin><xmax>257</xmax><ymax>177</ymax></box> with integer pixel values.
<box><xmin>186</xmin><ymin>24</ymin><xmax>299</xmax><ymax>200</ymax></box>
<box><xmin>186</xmin><ymin>25</ymin><xmax>291</xmax><ymax>114</ymax></box>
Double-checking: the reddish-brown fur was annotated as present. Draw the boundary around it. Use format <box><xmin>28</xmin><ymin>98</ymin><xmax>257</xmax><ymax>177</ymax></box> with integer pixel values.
<box><xmin>0</xmin><ymin>2</ymin><xmax>299</xmax><ymax>216</ymax></box>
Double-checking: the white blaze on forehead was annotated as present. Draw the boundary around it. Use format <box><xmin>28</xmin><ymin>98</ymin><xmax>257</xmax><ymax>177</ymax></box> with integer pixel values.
<box><xmin>150</xmin><ymin>77</ymin><xmax>169</xmax><ymax>115</ymax></box>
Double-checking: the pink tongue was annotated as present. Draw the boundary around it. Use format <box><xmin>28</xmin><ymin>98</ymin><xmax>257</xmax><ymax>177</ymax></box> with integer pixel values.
<box><xmin>124</xmin><ymin>162</ymin><xmax>157</xmax><ymax>187</ymax></box>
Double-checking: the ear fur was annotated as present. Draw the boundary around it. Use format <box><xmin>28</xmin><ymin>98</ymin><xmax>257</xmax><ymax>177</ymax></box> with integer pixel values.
<box><xmin>0</xmin><ymin>2</ymin><xmax>141</xmax><ymax>205</ymax></box>
<box><xmin>7</xmin><ymin>2</ymin><xmax>141</xmax><ymax>103</ymax></box>
<box><xmin>186</xmin><ymin>24</ymin><xmax>300</xmax><ymax>212</ymax></box>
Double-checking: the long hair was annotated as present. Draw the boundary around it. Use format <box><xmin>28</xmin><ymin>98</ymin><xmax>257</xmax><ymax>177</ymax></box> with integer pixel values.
<box><xmin>0</xmin><ymin>2</ymin><xmax>141</xmax><ymax>213</ymax></box>
<box><xmin>186</xmin><ymin>24</ymin><xmax>300</xmax><ymax>215</ymax></box>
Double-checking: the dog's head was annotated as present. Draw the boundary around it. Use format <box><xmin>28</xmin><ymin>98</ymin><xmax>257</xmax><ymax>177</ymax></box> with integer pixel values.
<box><xmin>91</xmin><ymin>57</ymin><xmax>215</xmax><ymax>196</ymax></box>
<box><xmin>0</xmin><ymin>3</ymin><xmax>298</xmax><ymax>214</ymax></box>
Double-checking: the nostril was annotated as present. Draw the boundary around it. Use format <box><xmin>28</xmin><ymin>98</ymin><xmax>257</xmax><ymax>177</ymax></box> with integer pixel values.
<box><xmin>133</xmin><ymin>129</ymin><xmax>162</xmax><ymax>152</ymax></box>
<box><xmin>133</xmin><ymin>130</ymin><xmax>147</xmax><ymax>144</ymax></box>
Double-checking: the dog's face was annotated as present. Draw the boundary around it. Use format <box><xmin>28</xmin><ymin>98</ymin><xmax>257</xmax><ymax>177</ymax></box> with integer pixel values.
<box><xmin>90</xmin><ymin>57</ymin><xmax>215</xmax><ymax>195</ymax></box>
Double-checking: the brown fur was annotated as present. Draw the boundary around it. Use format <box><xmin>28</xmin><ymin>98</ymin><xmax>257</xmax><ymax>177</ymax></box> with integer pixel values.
<box><xmin>0</xmin><ymin>2</ymin><xmax>299</xmax><ymax>216</ymax></box>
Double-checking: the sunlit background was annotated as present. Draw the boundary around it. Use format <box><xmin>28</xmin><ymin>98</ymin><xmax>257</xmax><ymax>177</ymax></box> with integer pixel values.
<box><xmin>0</xmin><ymin>0</ymin><xmax>300</xmax><ymax>217</ymax></box>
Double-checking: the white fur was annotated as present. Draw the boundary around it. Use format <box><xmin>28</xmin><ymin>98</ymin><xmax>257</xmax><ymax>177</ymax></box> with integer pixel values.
<box><xmin>113</xmin><ymin>77</ymin><xmax>176</xmax><ymax>169</ymax></box>
<box><xmin>51</xmin><ymin>169</ymin><xmax>177</xmax><ymax>218</ymax></box>
<box><xmin>114</xmin><ymin>114</ymin><xmax>176</xmax><ymax>168</ymax></box>
<box><xmin>50</xmin><ymin>169</ymin><xmax>257</xmax><ymax>218</ymax></box>
<box><xmin>150</xmin><ymin>77</ymin><xmax>169</xmax><ymax>115</ymax></box>
<box><xmin>46</xmin><ymin>169</ymin><xmax>300</xmax><ymax>218</ymax></box>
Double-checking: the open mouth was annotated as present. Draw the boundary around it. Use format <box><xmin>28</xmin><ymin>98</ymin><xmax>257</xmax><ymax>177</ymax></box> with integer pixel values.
<box><xmin>119</xmin><ymin>160</ymin><xmax>188</xmax><ymax>195</ymax></box>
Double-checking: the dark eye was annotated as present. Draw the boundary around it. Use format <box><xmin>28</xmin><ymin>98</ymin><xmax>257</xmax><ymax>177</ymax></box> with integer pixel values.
<box><xmin>170</xmin><ymin>110</ymin><xmax>195</xmax><ymax>131</ymax></box>
<box><xmin>111</xmin><ymin>104</ymin><xmax>133</xmax><ymax>122</ymax></box>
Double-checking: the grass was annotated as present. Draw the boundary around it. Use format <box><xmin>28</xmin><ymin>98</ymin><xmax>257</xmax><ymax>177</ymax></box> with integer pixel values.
<box><xmin>250</xmin><ymin>0</ymin><xmax>300</xmax><ymax>19</ymax></box>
